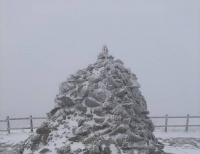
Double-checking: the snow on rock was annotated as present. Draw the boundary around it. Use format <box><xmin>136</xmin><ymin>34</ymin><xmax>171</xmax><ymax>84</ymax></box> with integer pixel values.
<box><xmin>20</xmin><ymin>45</ymin><xmax>165</xmax><ymax>154</ymax></box>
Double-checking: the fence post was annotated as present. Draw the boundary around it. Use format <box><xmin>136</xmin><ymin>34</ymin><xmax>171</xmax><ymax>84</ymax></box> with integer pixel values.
<box><xmin>186</xmin><ymin>114</ymin><xmax>189</xmax><ymax>132</ymax></box>
<box><xmin>30</xmin><ymin>115</ymin><xmax>33</xmax><ymax>132</ymax></box>
<box><xmin>6</xmin><ymin>116</ymin><xmax>10</xmax><ymax>133</ymax></box>
<box><xmin>165</xmin><ymin>114</ymin><xmax>168</xmax><ymax>132</ymax></box>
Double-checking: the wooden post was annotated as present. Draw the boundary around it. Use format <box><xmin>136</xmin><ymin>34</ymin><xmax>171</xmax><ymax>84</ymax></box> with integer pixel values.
<box><xmin>30</xmin><ymin>115</ymin><xmax>33</xmax><ymax>132</ymax></box>
<box><xmin>165</xmin><ymin>114</ymin><xmax>168</xmax><ymax>132</ymax></box>
<box><xmin>186</xmin><ymin>114</ymin><xmax>189</xmax><ymax>132</ymax></box>
<box><xmin>7</xmin><ymin>116</ymin><xmax>10</xmax><ymax>133</ymax></box>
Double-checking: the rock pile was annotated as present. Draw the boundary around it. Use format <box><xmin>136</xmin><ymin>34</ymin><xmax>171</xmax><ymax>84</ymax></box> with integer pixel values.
<box><xmin>23</xmin><ymin>45</ymin><xmax>164</xmax><ymax>154</ymax></box>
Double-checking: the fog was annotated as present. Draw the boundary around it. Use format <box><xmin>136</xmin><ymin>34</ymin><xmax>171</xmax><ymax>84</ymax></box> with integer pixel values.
<box><xmin>0</xmin><ymin>0</ymin><xmax>200</xmax><ymax>121</ymax></box>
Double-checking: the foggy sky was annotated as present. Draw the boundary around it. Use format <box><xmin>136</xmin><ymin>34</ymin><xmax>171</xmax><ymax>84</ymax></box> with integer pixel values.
<box><xmin>0</xmin><ymin>0</ymin><xmax>200</xmax><ymax>120</ymax></box>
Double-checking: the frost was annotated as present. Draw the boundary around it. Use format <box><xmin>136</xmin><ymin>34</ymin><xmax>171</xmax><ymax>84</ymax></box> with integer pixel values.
<box><xmin>21</xmin><ymin>45</ymin><xmax>164</xmax><ymax>154</ymax></box>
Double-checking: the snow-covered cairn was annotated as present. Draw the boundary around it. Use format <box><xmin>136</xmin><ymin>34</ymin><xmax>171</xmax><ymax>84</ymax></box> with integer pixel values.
<box><xmin>23</xmin><ymin>45</ymin><xmax>164</xmax><ymax>154</ymax></box>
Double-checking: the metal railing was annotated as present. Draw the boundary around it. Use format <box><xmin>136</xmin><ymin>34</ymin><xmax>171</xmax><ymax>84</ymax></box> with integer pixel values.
<box><xmin>0</xmin><ymin>114</ymin><xmax>200</xmax><ymax>133</ymax></box>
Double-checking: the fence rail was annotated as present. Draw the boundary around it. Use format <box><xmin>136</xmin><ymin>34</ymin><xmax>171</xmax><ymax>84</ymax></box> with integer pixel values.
<box><xmin>0</xmin><ymin>115</ymin><xmax>47</xmax><ymax>133</ymax></box>
<box><xmin>0</xmin><ymin>114</ymin><xmax>200</xmax><ymax>133</ymax></box>
<box><xmin>150</xmin><ymin>114</ymin><xmax>200</xmax><ymax>132</ymax></box>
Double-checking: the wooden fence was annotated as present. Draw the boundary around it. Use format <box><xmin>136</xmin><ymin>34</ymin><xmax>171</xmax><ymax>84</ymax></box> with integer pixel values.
<box><xmin>0</xmin><ymin>114</ymin><xmax>200</xmax><ymax>133</ymax></box>
<box><xmin>150</xmin><ymin>114</ymin><xmax>200</xmax><ymax>132</ymax></box>
<box><xmin>0</xmin><ymin>115</ymin><xmax>46</xmax><ymax>133</ymax></box>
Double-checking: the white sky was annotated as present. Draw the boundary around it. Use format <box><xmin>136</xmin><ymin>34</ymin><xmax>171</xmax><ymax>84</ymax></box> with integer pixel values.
<box><xmin>0</xmin><ymin>0</ymin><xmax>200</xmax><ymax>120</ymax></box>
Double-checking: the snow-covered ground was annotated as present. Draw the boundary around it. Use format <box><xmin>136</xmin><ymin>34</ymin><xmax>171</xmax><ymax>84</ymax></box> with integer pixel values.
<box><xmin>0</xmin><ymin>130</ymin><xmax>33</xmax><ymax>145</ymax></box>
<box><xmin>0</xmin><ymin>129</ymin><xmax>200</xmax><ymax>154</ymax></box>
<box><xmin>0</xmin><ymin>130</ymin><xmax>33</xmax><ymax>154</ymax></box>
<box><xmin>154</xmin><ymin>130</ymin><xmax>200</xmax><ymax>154</ymax></box>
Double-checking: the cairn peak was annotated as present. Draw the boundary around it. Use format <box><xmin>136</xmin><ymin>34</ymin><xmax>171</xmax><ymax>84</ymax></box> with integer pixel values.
<box><xmin>102</xmin><ymin>44</ymin><xmax>109</xmax><ymax>53</ymax></box>
<box><xmin>22</xmin><ymin>45</ymin><xmax>164</xmax><ymax>154</ymax></box>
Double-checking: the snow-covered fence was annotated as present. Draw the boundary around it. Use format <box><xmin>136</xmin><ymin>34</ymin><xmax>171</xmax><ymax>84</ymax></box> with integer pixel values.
<box><xmin>150</xmin><ymin>114</ymin><xmax>200</xmax><ymax>132</ymax></box>
<box><xmin>0</xmin><ymin>114</ymin><xmax>200</xmax><ymax>133</ymax></box>
<box><xmin>0</xmin><ymin>115</ymin><xmax>47</xmax><ymax>133</ymax></box>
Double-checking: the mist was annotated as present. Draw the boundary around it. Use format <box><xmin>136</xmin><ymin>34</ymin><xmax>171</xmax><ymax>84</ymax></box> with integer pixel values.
<box><xmin>0</xmin><ymin>0</ymin><xmax>200</xmax><ymax>121</ymax></box>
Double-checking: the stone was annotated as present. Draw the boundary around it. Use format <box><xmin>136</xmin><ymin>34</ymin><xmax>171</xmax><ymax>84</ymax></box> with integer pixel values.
<box><xmin>141</xmin><ymin>110</ymin><xmax>150</xmax><ymax>115</ymax></box>
<box><xmin>59</xmin><ymin>82</ymin><xmax>70</xmax><ymax>94</ymax></box>
<box><xmin>41</xmin><ymin>134</ymin><xmax>49</xmax><ymax>145</ymax></box>
<box><xmin>122</xmin><ymin>118</ymin><xmax>131</xmax><ymax>125</ymax></box>
<box><xmin>36</xmin><ymin>127</ymin><xmax>51</xmax><ymax>135</ymax></box>
<box><xmin>107</xmin><ymin>76</ymin><xmax>123</xmax><ymax>88</ymax></box>
<box><xmin>101</xmin><ymin>128</ymin><xmax>112</xmax><ymax>135</ymax></box>
<box><xmin>102</xmin><ymin>44</ymin><xmax>109</xmax><ymax>53</ymax></box>
<box><xmin>74</xmin><ymin>124</ymin><xmax>91</xmax><ymax>136</ymax></box>
<box><xmin>39</xmin><ymin>148</ymin><xmax>50</xmax><ymax>153</ymax></box>
<box><xmin>88</xmin><ymin>91</ymin><xmax>107</xmax><ymax>103</ymax></box>
<box><xmin>90</xmin><ymin>145</ymin><xmax>100</xmax><ymax>154</ymax></box>
<box><xmin>56</xmin><ymin>145</ymin><xmax>71</xmax><ymax>154</ymax></box>
<box><xmin>76</xmin><ymin>104</ymin><xmax>87</xmax><ymax>113</ymax></box>
<box><xmin>83</xmin><ymin>149</ymin><xmax>90</xmax><ymax>154</ymax></box>
<box><xmin>92</xmin><ymin>122</ymin><xmax>110</xmax><ymax>132</ymax></box>
<box><xmin>78</xmin><ymin>87</ymin><xmax>89</xmax><ymax>99</ymax></box>
<box><xmin>87</xmin><ymin>64</ymin><xmax>94</xmax><ymax>71</ymax></box>
<box><xmin>113</xmin><ymin>106</ymin><xmax>129</xmax><ymax>121</ymax></box>
<box><xmin>115</xmin><ymin>59</ymin><xmax>124</xmax><ymax>65</ymax></box>
<box><xmin>94</xmin><ymin>118</ymin><xmax>105</xmax><ymax>124</ymax></box>
<box><xmin>126</xmin><ymin>133</ymin><xmax>143</xmax><ymax>142</ymax></box>
<box><xmin>78</xmin><ymin>118</ymin><xmax>85</xmax><ymax>127</ymax></box>
<box><xmin>93</xmin><ymin>107</ymin><xmax>105</xmax><ymax>116</ymax></box>
<box><xmin>110</xmin><ymin>126</ymin><xmax>127</xmax><ymax>135</ymax></box>
<box><xmin>83</xmin><ymin>136</ymin><xmax>98</xmax><ymax>144</ymax></box>
<box><xmin>155</xmin><ymin>142</ymin><xmax>165</xmax><ymax>150</ymax></box>
<box><xmin>85</xmin><ymin>97</ymin><xmax>101</xmax><ymax>107</ymax></box>
<box><xmin>57</xmin><ymin>96</ymin><xmax>75</xmax><ymax>107</ymax></box>
<box><xmin>115</xmin><ymin>88</ymin><xmax>126</xmax><ymax>98</ymax></box>
<box><xmin>64</xmin><ymin>108</ymin><xmax>74</xmax><ymax>115</ymax></box>
<box><xmin>31</xmin><ymin>134</ymin><xmax>41</xmax><ymax>144</ymax></box>
<box><xmin>103</xmin><ymin>100</ymin><xmax>118</xmax><ymax>111</ymax></box>
<box><xmin>30</xmin><ymin>143</ymin><xmax>39</xmax><ymax>151</ymax></box>
<box><xmin>69</xmin><ymin>136</ymin><xmax>82</xmax><ymax>142</ymax></box>
<box><xmin>73</xmin><ymin>148</ymin><xmax>82</xmax><ymax>154</ymax></box>
<box><xmin>99</xmin><ymin>140</ymin><xmax>120</xmax><ymax>154</ymax></box>
<box><xmin>115</xmin><ymin>134</ymin><xmax>126</xmax><ymax>146</ymax></box>
<box><xmin>49</xmin><ymin>107</ymin><xmax>61</xmax><ymax>117</ymax></box>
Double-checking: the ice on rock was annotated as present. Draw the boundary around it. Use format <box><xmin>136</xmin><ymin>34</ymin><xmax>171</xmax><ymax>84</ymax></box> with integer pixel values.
<box><xmin>22</xmin><ymin>45</ymin><xmax>164</xmax><ymax>154</ymax></box>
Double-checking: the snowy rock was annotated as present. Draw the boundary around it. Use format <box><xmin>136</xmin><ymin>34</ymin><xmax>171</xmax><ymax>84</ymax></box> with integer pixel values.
<box><xmin>76</xmin><ymin>104</ymin><xmax>87</xmax><ymax>114</ymax></box>
<box><xmin>110</xmin><ymin>125</ymin><xmax>127</xmax><ymax>135</ymax></box>
<box><xmin>39</xmin><ymin>148</ymin><xmax>50</xmax><ymax>153</ymax></box>
<box><xmin>31</xmin><ymin>134</ymin><xmax>41</xmax><ymax>144</ymax></box>
<box><xmin>23</xmin><ymin>45</ymin><xmax>164</xmax><ymax>154</ymax></box>
<box><xmin>94</xmin><ymin>118</ymin><xmax>105</xmax><ymax>124</ymax></box>
<box><xmin>115</xmin><ymin>59</ymin><xmax>124</xmax><ymax>66</ymax></box>
<box><xmin>57</xmin><ymin>96</ymin><xmax>75</xmax><ymax>107</ymax></box>
<box><xmin>69</xmin><ymin>136</ymin><xmax>82</xmax><ymax>142</ymax></box>
<box><xmin>85</xmin><ymin>97</ymin><xmax>101</xmax><ymax>107</ymax></box>
<box><xmin>107</xmin><ymin>76</ymin><xmax>123</xmax><ymax>88</ymax></box>
<box><xmin>73</xmin><ymin>148</ymin><xmax>82</xmax><ymax>154</ymax></box>
<box><xmin>92</xmin><ymin>122</ymin><xmax>110</xmax><ymax>132</ymax></box>
<box><xmin>56</xmin><ymin>145</ymin><xmax>71</xmax><ymax>154</ymax></box>
<box><xmin>90</xmin><ymin>144</ymin><xmax>100</xmax><ymax>154</ymax></box>
<box><xmin>36</xmin><ymin>127</ymin><xmax>51</xmax><ymax>135</ymax></box>
<box><xmin>88</xmin><ymin>91</ymin><xmax>107</xmax><ymax>103</ymax></box>
<box><xmin>74</xmin><ymin>124</ymin><xmax>91</xmax><ymax>136</ymax></box>
<box><xmin>49</xmin><ymin>107</ymin><xmax>61</xmax><ymax>117</ymax></box>
<box><xmin>87</xmin><ymin>64</ymin><xmax>94</xmax><ymax>71</ymax></box>
<box><xmin>141</xmin><ymin>110</ymin><xmax>150</xmax><ymax>115</ymax></box>
<box><xmin>78</xmin><ymin>118</ymin><xmax>86</xmax><ymax>127</ymax></box>
<box><xmin>93</xmin><ymin>107</ymin><xmax>105</xmax><ymax>116</ymax></box>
